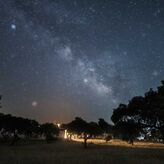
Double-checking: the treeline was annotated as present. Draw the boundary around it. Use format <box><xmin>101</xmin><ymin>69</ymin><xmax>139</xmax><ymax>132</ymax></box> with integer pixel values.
<box><xmin>111</xmin><ymin>80</ymin><xmax>164</xmax><ymax>144</ymax></box>
<box><xmin>63</xmin><ymin>117</ymin><xmax>112</xmax><ymax>137</ymax></box>
<box><xmin>0</xmin><ymin>113</ymin><xmax>59</xmax><ymax>145</ymax></box>
<box><xmin>0</xmin><ymin>80</ymin><xmax>164</xmax><ymax>146</ymax></box>
<box><xmin>62</xmin><ymin>117</ymin><xmax>113</xmax><ymax>148</ymax></box>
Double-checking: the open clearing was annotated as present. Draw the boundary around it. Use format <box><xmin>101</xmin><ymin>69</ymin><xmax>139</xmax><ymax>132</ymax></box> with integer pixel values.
<box><xmin>0</xmin><ymin>140</ymin><xmax>164</xmax><ymax>164</ymax></box>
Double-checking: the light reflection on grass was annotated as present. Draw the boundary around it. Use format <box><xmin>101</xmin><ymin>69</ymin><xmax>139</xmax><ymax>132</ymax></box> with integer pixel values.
<box><xmin>0</xmin><ymin>140</ymin><xmax>164</xmax><ymax>164</ymax></box>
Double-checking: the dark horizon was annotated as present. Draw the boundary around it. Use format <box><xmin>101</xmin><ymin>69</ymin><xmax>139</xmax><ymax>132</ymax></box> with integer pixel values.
<box><xmin>0</xmin><ymin>0</ymin><xmax>164</xmax><ymax>123</ymax></box>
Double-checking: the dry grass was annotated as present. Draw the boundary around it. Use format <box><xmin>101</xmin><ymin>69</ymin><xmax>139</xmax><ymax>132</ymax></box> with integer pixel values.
<box><xmin>0</xmin><ymin>139</ymin><xmax>164</xmax><ymax>164</ymax></box>
<box><xmin>73</xmin><ymin>138</ymin><xmax>164</xmax><ymax>148</ymax></box>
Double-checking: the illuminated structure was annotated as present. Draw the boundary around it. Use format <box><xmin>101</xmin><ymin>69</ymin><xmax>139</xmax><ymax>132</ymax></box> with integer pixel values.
<box><xmin>64</xmin><ymin>130</ymin><xmax>68</xmax><ymax>139</ymax></box>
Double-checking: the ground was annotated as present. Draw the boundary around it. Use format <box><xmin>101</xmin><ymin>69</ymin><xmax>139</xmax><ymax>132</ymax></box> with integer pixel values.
<box><xmin>0</xmin><ymin>139</ymin><xmax>164</xmax><ymax>164</ymax></box>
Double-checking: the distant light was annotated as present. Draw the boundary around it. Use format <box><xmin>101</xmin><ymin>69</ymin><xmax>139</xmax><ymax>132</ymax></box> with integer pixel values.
<box><xmin>57</xmin><ymin>123</ymin><xmax>61</xmax><ymax>128</ymax></box>
<box><xmin>32</xmin><ymin>101</ymin><xmax>38</xmax><ymax>107</ymax></box>
<box><xmin>11</xmin><ymin>24</ymin><xmax>16</xmax><ymax>30</ymax></box>
<box><xmin>64</xmin><ymin>129</ymin><xmax>67</xmax><ymax>139</ymax></box>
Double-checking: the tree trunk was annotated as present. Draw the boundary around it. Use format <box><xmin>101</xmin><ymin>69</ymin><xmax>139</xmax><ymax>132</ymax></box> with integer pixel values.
<box><xmin>84</xmin><ymin>133</ymin><xmax>87</xmax><ymax>148</ymax></box>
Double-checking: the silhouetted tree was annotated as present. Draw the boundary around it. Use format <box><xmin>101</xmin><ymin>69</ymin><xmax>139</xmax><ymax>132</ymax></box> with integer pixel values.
<box><xmin>0</xmin><ymin>112</ymin><xmax>60</xmax><ymax>145</ymax></box>
<box><xmin>64</xmin><ymin>117</ymin><xmax>89</xmax><ymax>148</ymax></box>
<box><xmin>111</xmin><ymin>80</ymin><xmax>164</xmax><ymax>144</ymax></box>
<box><xmin>87</xmin><ymin>122</ymin><xmax>102</xmax><ymax>138</ymax></box>
<box><xmin>98</xmin><ymin>118</ymin><xmax>113</xmax><ymax>134</ymax></box>
<box><xmin>65</xmin><ymin>117</ymin><xmax>88</xmax><ymax>135</ymax></box>
<box><xmin>111</xmin><ymin>104</ymin><xmax>141</xmax><ymax>144</ymax></box>
<box><xmin>40</xmin><ymin>123</ymin><xmax>59</xmax><ymax>143</ymax></box>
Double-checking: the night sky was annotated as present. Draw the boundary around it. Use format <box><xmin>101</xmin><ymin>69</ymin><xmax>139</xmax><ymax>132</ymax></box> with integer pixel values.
<box><xmin>0</xmin><ymin>0</ymin><xmax>164</xmax><ymax>123</ymax></box>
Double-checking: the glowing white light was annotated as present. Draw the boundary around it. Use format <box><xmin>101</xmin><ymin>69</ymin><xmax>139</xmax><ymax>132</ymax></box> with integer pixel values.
<box><xmin>57</xmin><ymin>123</ymin><xmax>61</xmax><ymax>128</ymax></box>
<box><xmin>11</xmin><ymin>24</ymin><xmax>16</xmax><ymax>30</ymax></box>
<box><xmin>64</xmin><ymin>129</ymin><xmax>67</xmax><ymax>139</ymax></box>
<box><xmin>32</xmin><ymin>101</ymin><xmax>38</xmax><ymax>107</ymax></box>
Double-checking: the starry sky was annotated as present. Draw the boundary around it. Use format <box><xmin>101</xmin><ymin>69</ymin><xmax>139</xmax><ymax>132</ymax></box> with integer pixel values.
<box><xmin>0</xmin><ymin>0</ymin><xmax>164</xmax><ymax>123</ymax></box>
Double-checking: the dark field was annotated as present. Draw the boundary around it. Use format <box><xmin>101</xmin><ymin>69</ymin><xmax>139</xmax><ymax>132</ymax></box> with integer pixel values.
<box><xmin>0</xmin><ymin>140</ymin><xmax>164</xmax><ymax>164</ymax></box>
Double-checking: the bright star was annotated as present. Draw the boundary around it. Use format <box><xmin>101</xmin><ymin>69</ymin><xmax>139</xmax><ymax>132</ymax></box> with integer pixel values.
<box><xmin>11</xmin><ymin>24</ymin><xmax>16</xmax><ymax>30</ymax></box>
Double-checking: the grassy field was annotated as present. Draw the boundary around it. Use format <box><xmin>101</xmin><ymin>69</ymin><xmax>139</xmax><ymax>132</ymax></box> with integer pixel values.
<box><xmin>0</xmin><ymin>140</ymin><xmax>164</xmax><ymax>164</ymax></box>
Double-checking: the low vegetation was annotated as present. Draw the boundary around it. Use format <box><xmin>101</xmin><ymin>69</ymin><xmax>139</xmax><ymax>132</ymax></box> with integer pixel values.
<box><xmin>0</xmin><ymin>140</ymin><xmax>164</xmax><ymax>164</ymax></box>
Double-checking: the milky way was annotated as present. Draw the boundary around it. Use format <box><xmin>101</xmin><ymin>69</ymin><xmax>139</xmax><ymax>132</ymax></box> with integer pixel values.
<box><xmin>0</xmin><ymin>0</ymin><xmax>164</xmax><ymax>123</ymax></box>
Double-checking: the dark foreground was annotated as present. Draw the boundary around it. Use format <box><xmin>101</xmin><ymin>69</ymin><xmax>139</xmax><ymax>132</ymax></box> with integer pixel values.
<box><xmin>0</xmin><ymin>140</ymin><xmax>164</xmax><ymax>164</ymax></box>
